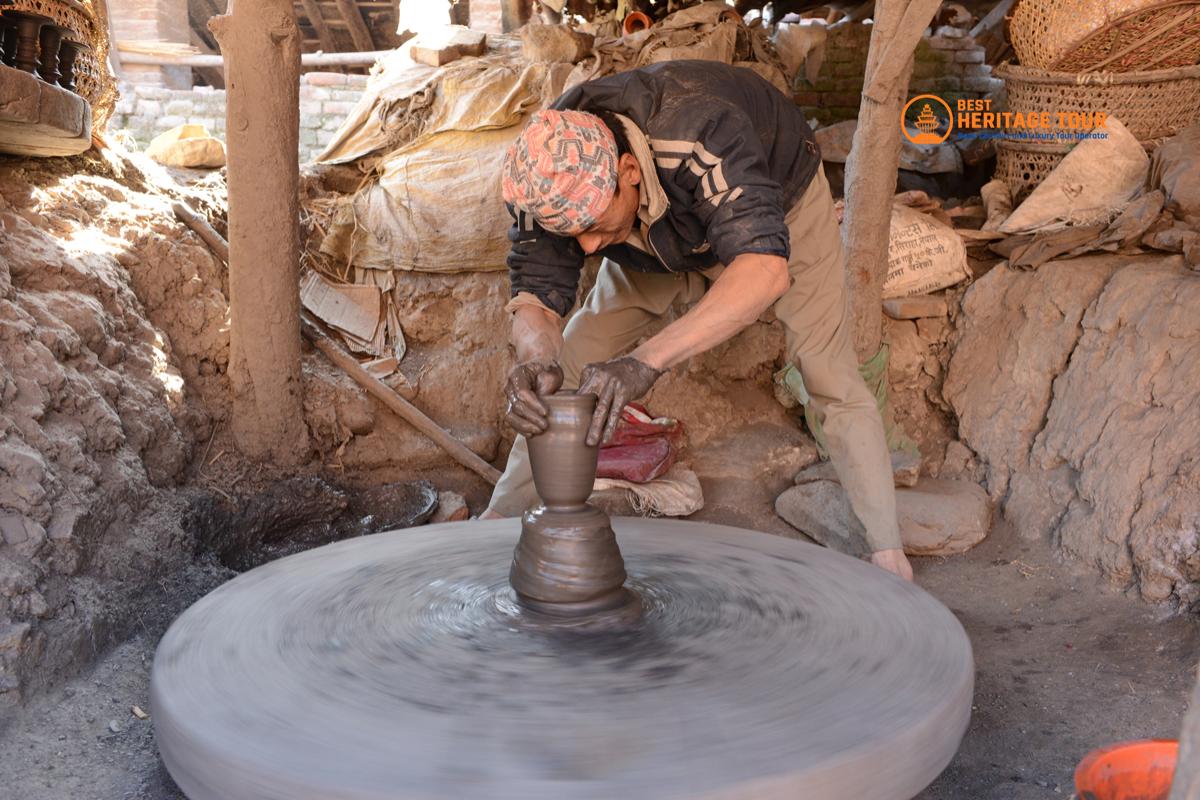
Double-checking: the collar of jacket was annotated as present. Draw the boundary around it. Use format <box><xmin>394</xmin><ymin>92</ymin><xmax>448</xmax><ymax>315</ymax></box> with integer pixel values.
<box><xmin>613</xmin><ymin>113</ymin><xmax>669</xmax><ymax>227</ymax></box>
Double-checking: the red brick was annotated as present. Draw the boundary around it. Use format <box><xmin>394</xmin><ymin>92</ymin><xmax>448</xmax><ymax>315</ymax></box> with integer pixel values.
<box><xmin>826</xmin><ymin>92</ymin><xmax>861</xmax><ymax>108</ymax></box>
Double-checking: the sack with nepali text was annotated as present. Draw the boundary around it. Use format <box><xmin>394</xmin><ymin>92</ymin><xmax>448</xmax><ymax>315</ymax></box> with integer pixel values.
<box><xmin>883</xmin><ymin>204</ymin><xmax>970</xmax><ymax>299</ymax></box>
<box><xmin>596</xmin><ymin>404</ymin><xmax>685</xmax><ymax>483</ymax></box>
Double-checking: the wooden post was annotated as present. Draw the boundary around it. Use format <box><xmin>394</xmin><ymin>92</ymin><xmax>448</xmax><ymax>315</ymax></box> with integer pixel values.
<box><xmin>841</xmin><ymin>0</ymin><xmax>943</xmax><ymax>361</ymax></box>
<box><xmin>299</xmin><ymin>0</ymin><xmax>337</xmax><ymax>54</ymax></box>
<box><xmin>209</xmin><ymin>0</ymin><xmax>310</xmax><ymax>464</ymax></box>
<box><xmin>334</xmin><ymin>0</ymin><xmax>377</xmax><ymax>51</ymax></box>
<box><xmin>1171</xmin><ymin>666</ymin><xmax>1200</xmax><ymax>800</ymax></box>
<box><xmin>500</xmin><ymin>0</ymin><xmax>531</xmax><ymax>32</ymax></box>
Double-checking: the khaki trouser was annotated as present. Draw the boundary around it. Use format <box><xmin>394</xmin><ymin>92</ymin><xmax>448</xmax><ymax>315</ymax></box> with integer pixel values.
<box><xmin>486</xmin><ymin>167</ymin><xmax>902</xmax><ymax>552</ymax></box>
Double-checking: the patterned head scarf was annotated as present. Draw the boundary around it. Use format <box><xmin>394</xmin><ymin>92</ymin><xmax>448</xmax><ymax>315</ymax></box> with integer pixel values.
<box><xmin>502</xmin><ymin>109</ymin><xmax>618</xmax><ymax>236</ymax></box>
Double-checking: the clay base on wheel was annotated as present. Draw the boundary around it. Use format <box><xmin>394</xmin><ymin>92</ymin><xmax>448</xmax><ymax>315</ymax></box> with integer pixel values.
<box><xmin>151</xmin><ymin>518</ymin><xmax>974</xmax><ymax>800</ymax></box>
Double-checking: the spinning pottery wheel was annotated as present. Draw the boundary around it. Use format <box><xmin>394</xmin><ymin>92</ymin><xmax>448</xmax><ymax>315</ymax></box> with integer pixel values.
<box><xmin>152</xmin><ymin>397</ymin><xmax>974</xmax><ymax>800</ymax></box>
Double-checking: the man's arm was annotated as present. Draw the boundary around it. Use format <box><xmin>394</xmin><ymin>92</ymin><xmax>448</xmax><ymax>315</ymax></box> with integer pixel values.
<box><xmin>632</xmin><ymin>252</ymin><xmax>790</xmax><ymax>370</ymax></box>
<box><xmin>511</xmin><ymin>298</ymin><xmax>564</xmax><ymax>364</ymax></box>
<box><xmin>576</xmin><ymin>252</ymin><xmax>789</xmax><ymax>446</ymax></box>
<box><xmin>504</xmin><ymin>301</ymin><xmax>566</xmax><ymax>435</ymax></box>
<box><xmin>502</xmin><ymin>204</ymin><xmax>583</xmax><ymax>435</ymax></box>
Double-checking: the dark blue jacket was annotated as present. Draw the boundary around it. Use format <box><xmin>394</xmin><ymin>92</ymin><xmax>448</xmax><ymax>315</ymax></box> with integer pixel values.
<box><xmin>507</xmin><ymin>60</ymin><xmax>821</xmax><ymax>316</ymax></box>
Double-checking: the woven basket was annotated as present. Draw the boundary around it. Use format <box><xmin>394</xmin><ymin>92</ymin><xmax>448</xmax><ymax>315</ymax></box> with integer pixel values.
<box><xmin>1011</xmin><ymin>0</ymin><xmax>1200</xmax><ymax>72</ymax></box>
<box><xmin>995</xmin><ymin>62</ymin><xmax>1200</xmax><ymax>142</ymax></box>
<box><xmin>994</xmin><ymin>140</ymin><xmax>1075</xmax><ymax>201</ymax></box>
<box><xmin>993</xmin><ymin>62</ymin><xmax>1200</xmax><ymax>199</ymax></box>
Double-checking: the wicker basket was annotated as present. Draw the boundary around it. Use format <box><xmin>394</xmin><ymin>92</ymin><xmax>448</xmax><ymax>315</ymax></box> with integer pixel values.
<box><xmin>995</xmin><ymin>62</ymin><xmax>1200</xmax><ymax>141</ymax></box>
<box><xmin>993</xmin><ymin>62</ymin><xmax>1200</xmax><ymax>199</ymax></box>
<box><xmin>1011</xmin><ymin>0</ymin><xmax>1200</xmax><ymax>72</ymax></box>
<box><xmin>994</xmin><ymin>140</ymin><xmax>1075</xmax><ymax>202</ymax></box>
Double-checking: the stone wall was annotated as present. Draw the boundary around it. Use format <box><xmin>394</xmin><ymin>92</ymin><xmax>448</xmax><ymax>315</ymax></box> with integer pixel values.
<box><xmin>109</xmin><ymin>72</ymin><xmax>368</xmax><ymax>163</ymax></box>
<box><xmin>794</xmin><ymin>23</ymin><xmax>1003</xmax><ymax>125</ymax></box>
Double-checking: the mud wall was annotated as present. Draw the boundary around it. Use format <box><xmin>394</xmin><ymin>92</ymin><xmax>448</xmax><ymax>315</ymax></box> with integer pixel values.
<box><xmin>0</xmin><ymin>151</ymin><xmax>233</xmax><ymax>711</ymax></box>
<box><xmin>945</xmin><ymin>254</ymin><xmax>1200</xmax><ymax>608</ymax></box>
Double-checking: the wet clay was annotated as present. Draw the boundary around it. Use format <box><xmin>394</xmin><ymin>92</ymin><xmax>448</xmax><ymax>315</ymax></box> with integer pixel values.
<box><xmin>509</xmin><ymin>392</ymin><xmax>632</xmax><ymax>615</ymax></box>
<box><xmin>150</xmin><ymin>518</ymin><xmax>975</xmax><ymax>799</ymax></box>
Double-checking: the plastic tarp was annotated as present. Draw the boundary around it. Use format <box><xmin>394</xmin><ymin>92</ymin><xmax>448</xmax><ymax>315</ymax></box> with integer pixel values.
<box><xmin>316</xmin><ymin>50</ymin><xmax>566</xmax><ymax>166</ymax></box>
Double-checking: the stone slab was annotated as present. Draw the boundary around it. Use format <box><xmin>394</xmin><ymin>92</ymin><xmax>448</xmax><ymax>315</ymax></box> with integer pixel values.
<box><xmin>776</xmin><ymin>476</ymin><xmax>991</xmax><ymax>556</ymax></box>
<box><xmin>883</xmin><ymin>294</ymin><xmax>951</xmax><ymax>320</ymax></box>
<box><xmin>409</xmin><ymin>26</ymin><xmax>487</xmax><ymax>67</ymax></box>
<box><xmin>0</xmin><ymin>65</ymin><xmax>91</xmax><ymax>157</ymax></box>
<box><xmin>794</xmin><ymin>450</ymin><xmax>922</xmax><ymax>488</ymax></box>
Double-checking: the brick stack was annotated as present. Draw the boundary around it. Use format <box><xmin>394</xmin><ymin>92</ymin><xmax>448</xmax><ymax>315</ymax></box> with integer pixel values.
<box><xmin>793</xmin><ymin>23</ymin><xmax>1003</xmax><ymax>125</ymax></box>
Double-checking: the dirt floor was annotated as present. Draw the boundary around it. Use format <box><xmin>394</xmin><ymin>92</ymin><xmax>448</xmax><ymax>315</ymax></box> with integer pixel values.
<box><xmin>0</xmin><ymin>421</ymin><xmax>1195</xmax><ymax>800</ymax></box>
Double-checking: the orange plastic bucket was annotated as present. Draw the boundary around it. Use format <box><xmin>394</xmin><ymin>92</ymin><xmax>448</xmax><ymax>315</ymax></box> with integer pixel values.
<box><xmin>1075</xmin><ymin>739</ymin><xmax>1178</xmax><ymax>800</ymax></box>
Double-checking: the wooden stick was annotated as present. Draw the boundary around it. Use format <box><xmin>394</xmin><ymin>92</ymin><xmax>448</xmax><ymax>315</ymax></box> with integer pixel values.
<box><xmin>299</xmin><ymin>0</ymin><xmax>338</xmax><ymax>54</ymax></box>
<box><xmin>172</xmin><ymin>162</ymin><xmax>499</xmax><ymax>482</ymax></box>
<box><xmin>172</xmin><ymin>202</ymin><xmax>230</xmax><ymax>263</ymax></box>
<box><xmin>300</xmin><ymin>317</ymin><xmax>502</xmax><ymax>485</ymax></box>
<box><xmin>169</xmin><ymin>201</ymin><xmax>496</xmax><ymax>483</ymax></box>
<box><xmin>333</xmin><ymin>0</ymin><xmax>376</xmax><ymax>51</ymax></box>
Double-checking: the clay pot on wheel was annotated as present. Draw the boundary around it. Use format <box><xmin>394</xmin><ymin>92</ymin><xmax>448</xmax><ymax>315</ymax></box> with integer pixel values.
<box><xmin>510</xmin><ymin>391</ymin><xmax>630</xmax><ymax>615</ymax></box>
<box><xmin>527</xmin><ymin>392</ymin><xmax>599</xmax><ymax>510</ymax></box>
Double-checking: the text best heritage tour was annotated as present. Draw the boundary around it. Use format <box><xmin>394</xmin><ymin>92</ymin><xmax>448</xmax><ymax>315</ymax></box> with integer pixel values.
<box><xmin>956</xmin><ymin>98</ymin><xmax>1108</xmax><ymax>131</ymax></box>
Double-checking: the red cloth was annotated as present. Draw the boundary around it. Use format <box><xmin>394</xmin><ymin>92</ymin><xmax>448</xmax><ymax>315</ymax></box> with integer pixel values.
<box><xmin>596</xmin><ymin>404</ymin><xmax>685</xmax><ymax>483</ymax></box>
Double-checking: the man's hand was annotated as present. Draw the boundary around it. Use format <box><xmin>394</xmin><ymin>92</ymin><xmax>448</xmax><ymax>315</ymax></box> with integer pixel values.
<box><xmin>577</xmin><ymin>356</ymin><xmax>663</xmax><ymax>446</ymax></box>
<box><xmin>504</xmin><ymin>359</ymin><xmax>564</xmax><ymax>435</ymax></box>
<box><xmin>870</xmin><ymin>548</ymin><xmax>914</xmax><ymax>582</ymax></box>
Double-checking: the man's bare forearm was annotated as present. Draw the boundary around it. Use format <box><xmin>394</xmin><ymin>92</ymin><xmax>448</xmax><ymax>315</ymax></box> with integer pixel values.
<box><xmin>511</xmin><ymin>304</ymin><xmax>564</xmax><ymax>364</ymax></box>
<box><xmin>632</xmin><ymin>253</ymin><xmax>789</xmax><ymax>370</ymax></box>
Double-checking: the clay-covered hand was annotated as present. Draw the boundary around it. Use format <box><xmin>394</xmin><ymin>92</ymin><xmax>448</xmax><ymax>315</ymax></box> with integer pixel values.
<box><xmin>504</xmin><ymin>360</ymin><xmax>564</xmax><ymax>435</ymax></box>
<box><xmin>870</xmin><ymin>548</ymin><xmax>914</xmax><ymax>582</ymax></box>
<box><xmin>577</xmin><ymin>356</ymin><xmax>664</xmax><ymax>446</ymax></box>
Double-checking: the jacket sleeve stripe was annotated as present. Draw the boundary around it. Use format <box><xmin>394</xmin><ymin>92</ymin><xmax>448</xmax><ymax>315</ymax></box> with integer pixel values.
<box><xmin>648</xmin><ymin>137</ymin><xmax>694</xmax><ymax>155</ymax></box>
<box><xmin>652</xmin><ymin>136</ymin><xmax>735</xmax><ymax>206</ymax></box>
<box><xmin>691</xmin><ymin>142</ymin><xmax>722</xmax><ymax>169</ymax></box>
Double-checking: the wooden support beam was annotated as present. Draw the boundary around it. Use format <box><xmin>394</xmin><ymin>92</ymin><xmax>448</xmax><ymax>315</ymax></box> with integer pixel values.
<box><xmin>333</xmin><ymin>0</ymin><xmax>376</xmax><ymax>51</ymax></box>
<box><xmin>299</xmin><ymin>0</ymin><xmax>337</xmax><ymax>52</ymax></box>
<box><xmin>209</xmin><ymin>0</ymin><xmax>310</xmax><ymax>465</ymax></box>
<box><xmin>842</xmin><ymin>0</ymin><xmax>943</xmax><ymax>361</ymax></box>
